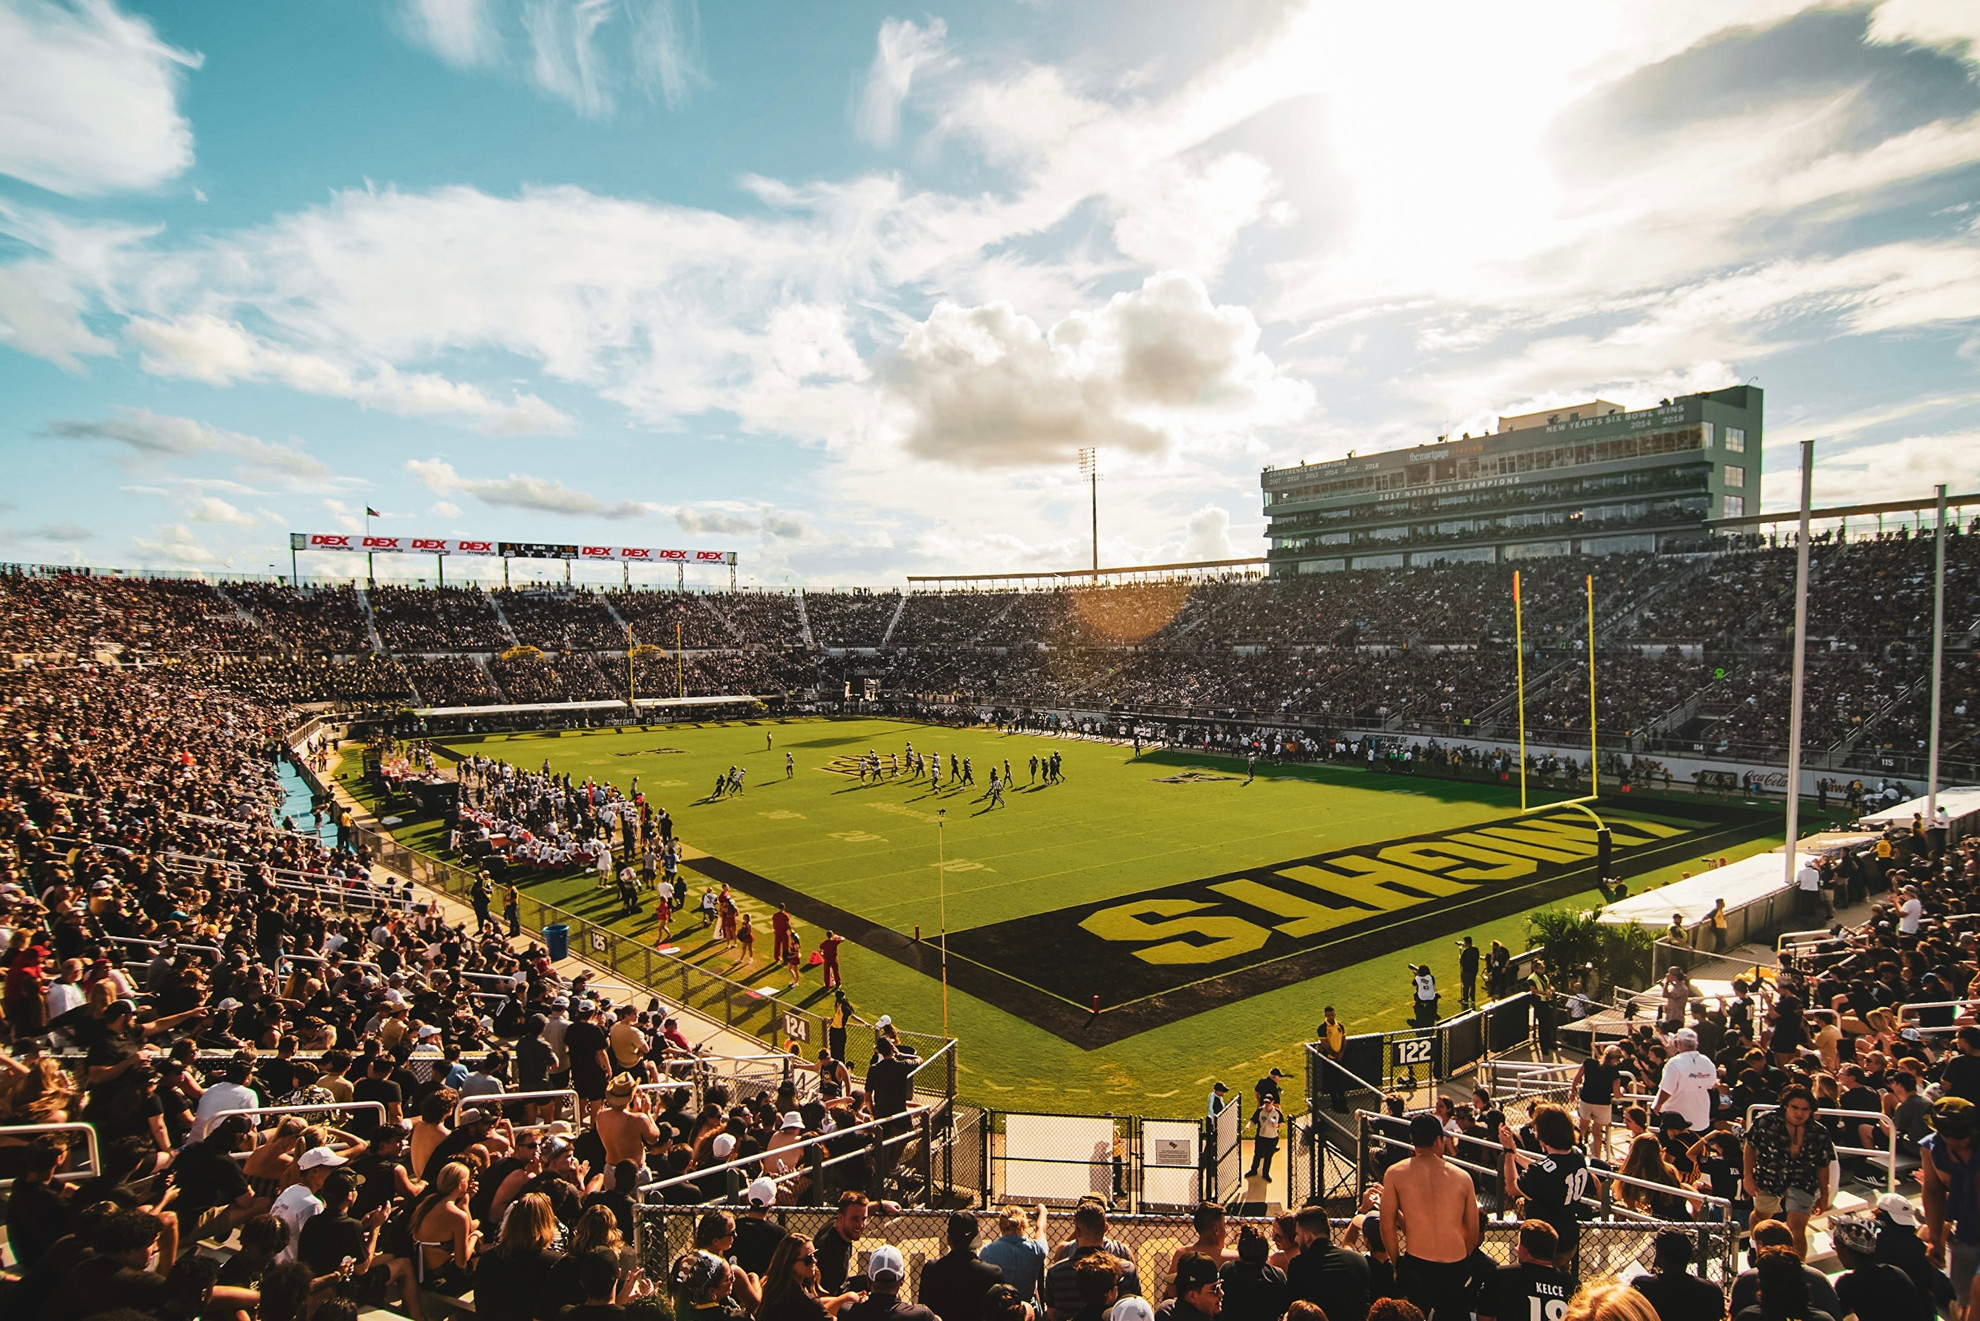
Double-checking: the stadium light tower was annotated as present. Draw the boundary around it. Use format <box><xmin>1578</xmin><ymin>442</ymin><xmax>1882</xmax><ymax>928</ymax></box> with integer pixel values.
<box><xmin>1077</xmin><ymin>448</ymin><xmax>1099</xmax><ymax>581</ymax></box>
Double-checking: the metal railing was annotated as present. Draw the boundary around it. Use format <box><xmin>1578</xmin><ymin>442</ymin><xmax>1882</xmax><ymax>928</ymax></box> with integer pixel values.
<box><xmin>0</xmin><ymin>1121</ymin><xmax>102</xmax><ymax>1190</ymax></box>
<box><xmin>451</xmin><ymin>1089</ymin><xmax>578</xmax><ymax>1125</ymax></box>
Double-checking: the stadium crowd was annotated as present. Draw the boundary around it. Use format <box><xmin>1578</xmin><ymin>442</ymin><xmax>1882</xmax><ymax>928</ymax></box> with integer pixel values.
<box><xmin>0</xmin><ymin>544</ymin><xmax>1978</xmax><ymax>1321</ymax></box>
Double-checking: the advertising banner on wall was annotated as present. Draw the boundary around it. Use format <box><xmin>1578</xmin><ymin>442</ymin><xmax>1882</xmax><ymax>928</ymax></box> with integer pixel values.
<box><xmin>294</xmin><ymin>534</ymin><xmax>734</xmax><ymax>564</ymax></box>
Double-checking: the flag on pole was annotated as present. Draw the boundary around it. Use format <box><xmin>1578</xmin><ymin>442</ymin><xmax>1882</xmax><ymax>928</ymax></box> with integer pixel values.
<box><xmin>365</xmin><ymin>506</ymin><xmax>382</xmax><ymax>517</ymax></box>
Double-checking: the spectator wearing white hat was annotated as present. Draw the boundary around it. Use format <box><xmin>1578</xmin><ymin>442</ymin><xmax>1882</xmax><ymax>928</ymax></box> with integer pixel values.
<box><xmin>843</xmin><ymin>1245</ymin><xmax>937</xmax><ymax>1321</ymax></box>
<box><xmin>271</xmin><ymin>1145</ymin><xmax>347</xmax><ymax>1261</ymax></box>
<box><xmin>1652</xmin><ymin>1029</ymin><xmax>1719</xmax><ymax>1135</ymax></box>
<box><xmin>734</xmin><ymin>1176</ymin><xmax>787</xmax><ymax>1275</ymax></box>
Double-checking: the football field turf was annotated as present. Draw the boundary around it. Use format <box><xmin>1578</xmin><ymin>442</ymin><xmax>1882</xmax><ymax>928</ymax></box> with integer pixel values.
<box><xmin>379</xmin><ymin>716</ymin><xmax>1785</xmax><ymax>1113</ymax></box>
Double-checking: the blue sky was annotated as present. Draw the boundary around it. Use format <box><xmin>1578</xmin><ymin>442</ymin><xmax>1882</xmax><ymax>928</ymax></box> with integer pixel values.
<box><xmin>3</xmin><ymin>0</ymin><xmax>1980</xmax><ymax>587</ymax></box>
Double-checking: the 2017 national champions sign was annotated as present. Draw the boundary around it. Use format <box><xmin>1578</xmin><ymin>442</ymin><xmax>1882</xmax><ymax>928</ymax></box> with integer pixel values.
<box><xmin>292</xmin><ymin>534</ymin><xmax>736</xmax><ymax>564</ymax></box>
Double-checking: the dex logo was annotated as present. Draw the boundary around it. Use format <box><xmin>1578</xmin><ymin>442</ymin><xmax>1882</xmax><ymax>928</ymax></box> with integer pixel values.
<box><xmin>309</xmin><ymin>534</ymin><xmax>353</xmax><ymax>548</ymax></box>
<box><xmin>410</xmin><ymin>539</ymin><xmax>446</xmax><ymax>551</ymax></box>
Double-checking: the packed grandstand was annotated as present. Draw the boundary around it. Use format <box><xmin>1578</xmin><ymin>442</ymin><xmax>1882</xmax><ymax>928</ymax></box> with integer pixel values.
<box><xmin>1</xmin><ymin>538</ymin><xmax>1979</xmax><ymax>1321</ymax></box>
<box><xmin>1</xmin><ymin>529</ymin><xmax>1974</xmax><ymax>779</ymax></box>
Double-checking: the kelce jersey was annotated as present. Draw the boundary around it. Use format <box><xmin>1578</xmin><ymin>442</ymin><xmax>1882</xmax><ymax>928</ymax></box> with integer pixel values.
<box><xmin>1478</xmin><ymin>1262</ymin><xmax>1576</xmax><ymax>1321</ymax></box>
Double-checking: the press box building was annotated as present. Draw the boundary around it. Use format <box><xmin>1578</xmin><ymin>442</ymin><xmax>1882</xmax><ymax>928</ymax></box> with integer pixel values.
<box><xmin>1260</xmin><ymin>385</ymin><xmax>1762</xmax><ymax>573</ymax></box>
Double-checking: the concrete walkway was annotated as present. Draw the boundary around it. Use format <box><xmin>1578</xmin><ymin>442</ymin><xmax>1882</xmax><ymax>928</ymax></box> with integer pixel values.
<box><xmin>320</xmin><ymin>745</ymin><xmax>771</xmax><ymax>1061</ymax></box>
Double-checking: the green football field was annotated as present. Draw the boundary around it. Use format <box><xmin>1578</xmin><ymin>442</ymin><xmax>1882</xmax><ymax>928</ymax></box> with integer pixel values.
<box><xmin>353</xmin><ymin>716</ymin><xmax>1805</xmax><ymax>1114</ymax></box>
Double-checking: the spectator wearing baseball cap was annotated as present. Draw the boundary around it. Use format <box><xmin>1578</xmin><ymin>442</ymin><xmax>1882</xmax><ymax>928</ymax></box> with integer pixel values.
<box><xmin>1158</xmin><ymin>1252</ymin><xmax>1223</xmax><ymax>1321</ymax></box>
<box><xmin>920</xmin><ymin>1211</ymin><xmax>1005</xmax><ymax>1321</ymax></box>
<box><xmin>270</xmin><ymin>1147</ymin><xmax>347</xmax><ymax>1262</ymax></box>
<box><xmin>733</xmin><ymin>1177</ymin><xmax>787</xmax><ymax>1277</ymax></box>
<box><xmin>842</xmin><ymin>1245</ymin><xmax>936</xmax><ymax>1321</ymax></box>
<box><xmin>1922</xmin><ymin>1095</ymin><xmax>1980</xmax><ymax>1310</ymax></box>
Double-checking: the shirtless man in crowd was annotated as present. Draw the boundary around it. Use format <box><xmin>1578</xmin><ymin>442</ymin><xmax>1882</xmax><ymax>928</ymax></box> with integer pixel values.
<box><xmin>1380</xmin><ymin>1113</ymin><xmax>1482</xmax><ymax>1321</ymax></box>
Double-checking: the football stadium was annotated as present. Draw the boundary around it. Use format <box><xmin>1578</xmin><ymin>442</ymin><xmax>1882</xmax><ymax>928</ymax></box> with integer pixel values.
<box><xmin>8</xmin><ymin>5</ymin><xmax>1980</xmax><ymax>1321</ymax></box>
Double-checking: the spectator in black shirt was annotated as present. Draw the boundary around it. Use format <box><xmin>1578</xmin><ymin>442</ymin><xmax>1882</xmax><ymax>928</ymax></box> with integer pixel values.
<box><xmin>6</xmin><ymin>1134</ymin><xmax>70</xmax><ymax>1272</ymax></box>
<box><xmin>1517</xmin><ymin>1106</ymin><xmax>1589</xmax><ymax>1266</ymax></box>
<box><xmin>732</xmin><ymin>1177</ymin><xmax>788</xmax><ymax>1277</ymax></box>
<box><xmin>920</xmin><ymin>1211</ymin><xmax>1005</xmax><ymax>1321</ymax></box>
<box><xmin>1476</xmin><ymin>1221</ymin><xmax>1573</xmax><ymax>1321</ymax></box>
<box><xmin>1158</xmin><ymin>1253</ymin><xmax>1224</xmax><ymax>1321</ymax></box>
<box><xmin>1942</xmin><ymin>1027</ymin><xmax>1980</xmax><ymax>1106</ymax></box>
<box><xmin>1285</xmin><ymin>1204</ymin><xmax>1370</xmax><ymax>1321</ymax></box>
<box><xmin>1734</xmin><ymin>1246</ymin><xmax>1836</xmax><ymax>1321</ymax></box>
<box><xmin>169</xmin><ymin>1113</ymin><xmax>260</xmax><ymax>1241</ymax></box>
<box><xmin>813</xmin><ymin>1191</ymin><xmax>871</xmax><ymax>1294</ymax></box>
<box><xmin>1629</xmin><ymin>1231</ymin><xmax>1725</xmax><ymax>1321</ymax></box>
<box><xmin>350</xmin><ymin>1055</ymin><xmax>403</xmax><ymax>1140</ymax></box>
<box><xmin>1829</xmin><ymin>1216</ymin><xmax>1927</xmax><ymax>1321</ymax></box>
<box><xmin>476</xmin><ymin>1191</ymin><xmax>566</xmax><ymax>1321</ymax></box>
<box><xmin>298</xmin><ymin>1169</ymin><xmax>402</xmax><ymax>1308</ymax></box>
<box><xmin>1219</xmin><ymin>1223</ymin><xmax>1289</xmax><ymax>1321</ymax></box>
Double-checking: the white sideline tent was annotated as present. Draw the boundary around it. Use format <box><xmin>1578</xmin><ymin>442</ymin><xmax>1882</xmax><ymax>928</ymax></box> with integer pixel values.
<box><xmin>1597</xmin><ymin>830</ymin><xmax>1879</xmax><ymax>928</ymax></box>
<box><xmin>1859</xmin><ymin>786</ymin><xmax>1980</xmax><ymax>833</ymax></box>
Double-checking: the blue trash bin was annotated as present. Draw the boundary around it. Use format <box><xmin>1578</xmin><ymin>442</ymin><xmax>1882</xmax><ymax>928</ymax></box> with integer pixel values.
<box><xmin>544</xmin><ymin>923</ymin><xmax>569</xmax><ymax>962</ymax></box>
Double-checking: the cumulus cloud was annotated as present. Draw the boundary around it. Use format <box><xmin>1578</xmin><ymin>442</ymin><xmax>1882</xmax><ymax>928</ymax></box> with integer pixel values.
<box><xmin>407</xmin><ymin>457</ymin><xmax>653</xmax><ymax>519</ymax></box>
<box><xmin>0</xmin><ymin>0</ymin><xmax>201</xmax><ymax>196</ymax></box>
<box><xmin>400</xmin><ymin>0</ymin><xmax>704</xmax><ymax>117</ymax></box>
<box><xmin>884</xmin><ymin>271</ymin><xmax>1311</xmax><ymax>469</ymax></box>
<box><xmin>187</xmin><ymin>494</ymin><xmax>255</xmax><ymax>526</ymax></box>
<box><xmin>126</xmin><ymin>314</ymin><xmax>573</xmax><ymax>435</ymax></box>
<box><xmin>45</xmin><ymin>408</ymin><xmax>330</xmax><ymax>482</ymax></box>
<box><xmin>1178</xmin><ymin>504</ymin><xmax>1239</xmax><ymax>562</ymax></box>
<box><xmin>131</xmin><ymin>522</ymin><xmax>219</xmax><ymax>566</ymax></box>
<box><xmin>856</xmin><ymin>18</ymin><xmax>951</xmax><ymax>147</ymax></box>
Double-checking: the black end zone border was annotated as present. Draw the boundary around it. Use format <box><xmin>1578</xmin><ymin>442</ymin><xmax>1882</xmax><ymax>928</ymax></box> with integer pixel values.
<box><xmin>691</xmin><ymin>795</ymin><xmax>1777</xmax><ymax>1049</ymax></box>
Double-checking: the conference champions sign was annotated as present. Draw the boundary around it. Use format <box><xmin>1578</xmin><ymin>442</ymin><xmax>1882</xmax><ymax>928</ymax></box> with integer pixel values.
<box><xmin>292</xmin><ymin>533</ymin><xmax>736</xmax><ymax>564</ymax></box>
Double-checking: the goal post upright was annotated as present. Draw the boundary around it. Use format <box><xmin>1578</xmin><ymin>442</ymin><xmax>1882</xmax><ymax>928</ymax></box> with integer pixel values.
<box><xmin>1514</xmin><ymin>569</ymin><xmax>1527</xmax><ymax>812</ymax></box>
<box><xmin>1586</xmin><ymin>573</ymin><xmax>1597</xmax><ymax>794</ymax></box>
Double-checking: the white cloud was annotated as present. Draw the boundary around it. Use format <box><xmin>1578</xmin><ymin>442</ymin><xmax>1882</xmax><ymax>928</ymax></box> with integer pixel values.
<box><xmin>0</xmin><ymin>204</ymin><xmax>153</xmax><ymax>368</ymax></box>
<box><xmin>125</xmin><ymin>314</ymin><xmax>573</xmax><ymax>435</ymax></box>
<box><xmin>187</xmin><ymin>494</ymin><xmax>255</xmax><ymax>526</ymax></box>
<box><xmin>1762</xmin><ymin>430</ymin><xmax>1980</xmax><ymax>509</ymax></box>
<box><xmin>402</xmin><ymin>0</ymin><xmax>703</xmax><ymax>117</ymax></box>
<box><xmin>1108</xmin><ymin>153</ymin><xmax>1278</xmax><ymax>281</ymax></box>
<box><xmin>672</xmin><ymin>503</ymin><xmax>808</xmax><ymax>540</ymax></box>
<box><xmin>884</xmin><ymin>271</ymin><xmax>1311</xmax><ymax>468</ymax></box>
<box><xmin>430</xmin><ymin>499</ymin><xmax>463</xmax><ymax>517</ymax></box>
<box><xmin>45</xmin><ymin>407</ymin><xmax>329</xmax><ymax>482</ymax></box>
<box><xmin>0</xmin><ymin>0</ymin><xmax>201</xmax><ymax>196</ymax></box>
<box><xmin>402</xmin><ymin>0</ymin><xmax>500</xmax><ymax>67</ymax></box>
<box><xmin>407</xmin><ymin>456</ymin><xmax>653</xmax><ymax>518</ymax></box>
<box><xmin>856</xmin><ymin>18</ymin><xmax>951</xmax><ymax>148</ymax></box>
<box><xmin>1869</xmin><ymin>0</ymin><xmax>1980</xmax><ymax>64</ymax></box>
<box><xmin>1177</xmin><ymin>504</ymin><xmax>1239</xmax><ymax>562</ymax></box>
<box><xmin>131</xmin><ymin>522</ymin><xmax>219</xmax><ymax>566</ymax></box>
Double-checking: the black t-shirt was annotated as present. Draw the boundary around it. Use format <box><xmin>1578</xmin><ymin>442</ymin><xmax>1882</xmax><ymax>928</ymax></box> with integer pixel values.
<box><xmin>54</xmin><ymin>1251</ymin><xmax>171</xmax><ymax>1318</ymax></box>
<box><xmin>476</xmin><ymin>1244</ymin><xmax>565</xmax><ymax>1321</ymax></box>
<box><xmin>5</xmin><ymin>1177</ymin><xmax>68</xmax><ymax>1272</ymax></box>
<box><xmin>758</xmin><ymin>1289</ymin><xmax>832</xmax><ymax>1321</ymax></box>
<box><xmin>1835</xmin><ymin>1263</ymin><xmax>1927</xmax><ymax>1321</ymax></box>
<box><xmin>350</xmin><ymin>1151</ymin><xmax>406</xmax><ymax>1220</ymax></box>
<box><xmin>1517</xmin><ymin>1150</ymin><xmax>1590</xmax><ymax>1242</ymax></box>
<box><xmin>557</xmin><ymin>1305</ymin><xmax>628</xmax><ymax>1321</ymax></box>
<box><xmin>1478</xmin><ymin>1262</ymin><xmax>1574</xmax><ymax>1321</ymax></box>
<box><xmin>1941</xmin><ymin>1054</ymin><xmax>1980</xmax><ymax>1106</ymax></box>
<box><xmin>1220</xmin><ymin>1260</ymin><xmax>1290</xmax><ymax>1321</ymax></box>
<box><xmin>171</xmin><ymin>1139</ymin><xmax>251</xmax><ymax>1217</ymax></box>
<box><xmin>565</xmin><ymin>1021</ymin><xmax>610</xmax><ymax>1085</ymax></box>
<box><xmin>299</xmin><ymin>1211</ymin><xmax>369</xmax><ymax>1276</ymax></box>
<box><xmin>1631</xmin><ymin>1272</ymin><xmax>1726</xmax><ymax>1321</ymax></box>
<box><xmin>350</xmin><ymin>1076</ymin><xmax>401</xmax><ymax>1138</ymax></box>
<box><xmin>1285</xmin><ymin>1242</ymin><xmax>1371</xmax><ymax>1321</ymax></box>
<box><xmin>733</xmin><ymin>1214</ymin><xmax>786</xmax><ymax>1277</ymax></box>
<box><xmin>1578</xmin><ymin>1063</ymin><xmax>1620</xmax><ymax>1106</ymax></box>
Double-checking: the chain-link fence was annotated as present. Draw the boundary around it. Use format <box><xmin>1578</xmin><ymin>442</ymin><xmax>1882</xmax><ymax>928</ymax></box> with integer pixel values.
<box><xmin>635</xmin><ymin>1204</ymin><xmax>1736</xmax><ymax>1296</ymax></box>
